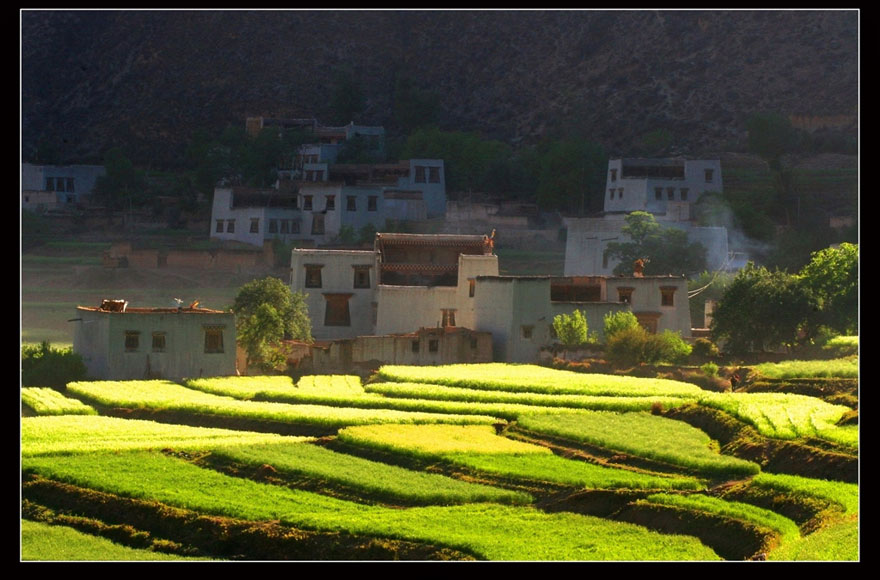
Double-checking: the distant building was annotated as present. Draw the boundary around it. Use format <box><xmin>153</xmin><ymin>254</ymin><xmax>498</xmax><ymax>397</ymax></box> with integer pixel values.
<box><xmin>72</xmin><ymin>300</ymin><xmax>236</xmax><ymax>381</ymax></box>
<box><xmin>21</xmin><ymin>163</ymin><xmax>106</xmax><ymax>211</ymax></box>
<box><xmin>565</xmin><ymin>157</ymin><xmax>732</xmax><ymax>276</ymax></box>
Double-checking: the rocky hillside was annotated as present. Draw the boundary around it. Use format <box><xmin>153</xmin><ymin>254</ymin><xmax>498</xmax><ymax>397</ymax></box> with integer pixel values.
<box><xmin>22</xmin><ymin>10</ymin><xmax>858</xmax><ymax>166</ymax></box>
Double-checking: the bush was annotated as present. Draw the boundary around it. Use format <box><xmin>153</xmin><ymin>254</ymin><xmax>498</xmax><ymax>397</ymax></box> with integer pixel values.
<box><xmin>700</xmin><ymin>362</ymin><xmax>719</xmax><ymax>377</ymax></box>
<box><xmin>21</xmin><ymin>341</ymin><xmax>88</xmax><ymax>388</ymax></box>
<box><xmin>553</xmin><ymin>310</ymin><xmax>588</xmax><ymax>347</ymax></box>
<box><xmin>606</xmin><ymin>327</ymin><xmax>692</xmax><ymax>365</ymax></box>
<box><xmin>691</xmin><ymin>338</ymin><xmax>720</xmax><ymax>358</ymax></box>
<box><xmin>603</xmin><ymin>311</ymin><xmax>640</xmax><ymax>341</ymax></box>
<box><xmin>605</xmin><ymin>325</ymin><xmax>649</xmax><ymax>365</ymax></box>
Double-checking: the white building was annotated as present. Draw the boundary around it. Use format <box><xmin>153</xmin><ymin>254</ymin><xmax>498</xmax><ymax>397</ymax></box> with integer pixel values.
<box><xmin>565</xmin><ymin>158</ymin><xmax>730</xmax><ymax>276</ymax></box>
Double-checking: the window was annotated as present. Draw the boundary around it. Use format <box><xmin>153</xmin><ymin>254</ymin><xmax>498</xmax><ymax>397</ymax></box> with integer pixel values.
<box><xmin>226</xmin><ymin>220</ymin><xmax>235</xmax><ymax>233</ymax></box>
<box><xmin>635</xmin><ymin>312</ymin><xmax>660</xmax><ymax>334</ymax></box>
<box><xmin>429</xmin><ymin>166</ymin><xmax>441</xmax><ymax>183</ymax></box>
<box><xmin>303</xmin><ymin>195</ymin><xmax>313</xmax><ymax>211</ymax></box>
<box><xmin>268</xmin><ymin>219</ymin><xmax>278</xmax><ymax>233</ymax></box>
<box><xmin>325</xmin><ymin>196</ymin><xmax>335</xmax><ymax>211</ymax></box>
<box><xmin>521</xmin><ymin>325</ymin><xmax>534</xmax><ymax>339</ymax></box>
<box><xmin>324</xmin><ymin>293</ymin><xmax>352</xmax><ymax>327</ymax></box>
<box><xmin>660</xmin><ymin>286</ymin><xmax>676</xmax><ymax>307</ymax></box>
<box><xmin>305</xmin><ymin>170</ymin><xmax>314</xmax><ymax>181</ymax></box>
<box><xmin>618</xmin><ymin>187</ymin><xmax>623</xmax><ymax>198</ymax></box>
<box><xmin>412</xmin><ymin>340</ymin><xmax>420</xmax><ymax>353</ymax></box>
<box><xmin>311</xmin><ymin>214</ymin><xmax>325</xmax><ymax>235</ymax></box>
<box><xmin>204</xmin><ymin>327</ymin><xmax>225</xmax><ymax>353</ymax></box>
<box><xmin>367</xmin><ymin>196</ymin><xmax>378</xmax><ymax>211</ymax></box>
<box><xmin>680</xmin><ymin>188</ymin><xmax>689</xmax><ymax>201</ymax></box>
<box><xmin>290</xmin><ymin>220</ymin><xmax>300</xmax><ymax>233</ymax></box>
<box><xmin>415</xmin><ymin>166</ymin><xmax>426</xmax><ymax>183</ymax></box>
<box><xmin>428</xmin><ymin>339</ymin><xmax>439</xmax><ymax>353</ymax></box>
<box><xmin>152</xmin><ymin>332</ymin><xmax>166</xmax><ymax>352</ymax></box>
<box><xmin>617</xmin><ymin>287</ymin><xmax>634</xmax><ymax>304</ymax></box>
<box><xmin>441</xmin><ymin>309</ymin><xmax>456</xmax><ymax>327</ymax></box>
<box><xmin>124</xmin><ymin>331</ymin><xmax>140</xmax><ymax>352</ymax></box>
<box><xmin>602</xmin><ymin>251</ymin><xmax>609</xmax><ymax>269</ymax></box>
<box><xmin>305</xmin><ymin>265</ymin><xmax>323</xmax><ymax>288</ymax></box>
<box><xmin>216</xmin><ymin>220</ymin><xmax>224</xmax><ymax>233</ymax></box>
<box><xmin>66</xmin><ymin>178</ymin><xmax>75</xmax><ymax>192</ymax></box>
<box><xmin>705</xmin><ymin>169</ymin><xmax>714</xmax><ymax>183</ymax></box>
<box><xmin>610</xmin><ymin>168</ymin><xmax>617</xmax><ymax>182</ymax></box>
<box><xmin>667</xmin><ymin>187</ymin><xmax>675</xmax><ymax>200</ymax></box>
<box><xmin>609</xmin><ymin>189</ymin><xmax>615</xmax><ymax>200</ymax></box>
<box><xmin>45</xmin><ymin>178</ymin><xmax>55</xmax><ymax>191</ymax></box>
<box><xmin>250</xmin><ymin>218</ymin><xmax>260</xmax><ymax>233</ymax></box>
<box><xmin>346</xmin><ymin>196</ymin><xmax>357</xmax><ymax>211</ymax></box>
<box><xmin>353</xmin><ymin>266</ymin><xmax>371</xmax><ymax>289</ymax></box>
<box><xmin>469</xmin><ymin>279</ymin><xmax>475</xmax><ymax>298</ymax></box>
<box><xmin>280</xmin><ymin>219</ymin><xmax>290</xmax><ymax>234</ymax></box>
<box><xmin>56</xmin><ymin>177</ymin><xmax>66</xmax><ymax>192</ymax></box>
<box><xmin>655</xmin><ymin>187</ymin><xmax>663</xmax><ymax>200</ymax></box>
<box><xmin>315</xmin><ymin>170</ymin><xmax>324</xmax><ymax>181</ymax></box>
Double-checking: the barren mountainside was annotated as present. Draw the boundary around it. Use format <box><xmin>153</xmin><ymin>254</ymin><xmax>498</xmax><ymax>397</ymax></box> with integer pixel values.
<box><xmin>21</xmin><ymin>10</ymin><xmax>858</xmax><ymax>166</ymax></box>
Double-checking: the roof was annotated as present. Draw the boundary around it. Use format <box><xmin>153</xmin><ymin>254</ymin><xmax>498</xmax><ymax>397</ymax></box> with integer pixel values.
<box><xmin>78</xmin><ymin>304</ymin><xmax>228</xmax><ymax>315</ymax></box>
<box><xmin>375</xmin><ymin>233</ymin><xmax>490</xmax><ymax>249</ymax></box>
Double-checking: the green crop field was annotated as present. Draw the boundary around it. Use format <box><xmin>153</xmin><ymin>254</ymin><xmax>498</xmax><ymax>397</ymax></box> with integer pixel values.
<box><xmin>21</xmin><ymin>388</ymin><xmax>98</xmax><ymax>416</ymax></box>
<box><xmin>753</xmin><ymin>357</ymin><xmax>859</xmax><ymax>379</ymax></box>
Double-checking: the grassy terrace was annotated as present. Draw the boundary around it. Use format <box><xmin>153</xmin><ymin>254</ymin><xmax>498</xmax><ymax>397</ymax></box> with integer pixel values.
<box><xmin>376</xmin><ymin>364</ymin><xmax>704</xmax><ymax>398</ymax></box>
<box><xmin>752</xmin><ymin>357</ymin><xmax>859</xmax><ymax>379</ymax></box>
<box><xmin>21</xmin><ymin>388</ymin><xmax>98</xmax><ymax>416</ymax></box>
<box><xmin>210</xmin><ymin>441</ymin><xmax>532</xmax><ymax>506</ymax></box>
<box><xmin>517</xmin><ymin>411</ymin><xmax>760</xmax><ymax>477</ymax></box>
<box><xmin>23</xmin><ymin>451</ymin><xmax>720</xmax><ymax>561</ymax></box>
<box><xmin>338</xmin><ymin>424</ymin><xmax>705</xmax><ymax>491</ymax></box>
<box><xmin>66</xmin><ymin>380</ymin><xmax>498</xmax><ymax>429</ymax></box>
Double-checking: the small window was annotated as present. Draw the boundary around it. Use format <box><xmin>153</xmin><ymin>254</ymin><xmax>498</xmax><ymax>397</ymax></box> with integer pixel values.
<box><xmin>428</xmin><ymin>339</ymin><xmax>439</xmax><ymax>353</ymax></box>
<box><xmin>353</xmin><ymin>266</ymin><xmax>371</xmax><ymax>289</ymax></box>
<box><xmin>268</xmin><ymin>219</ymin><xmax>278</xmax><ymax>233</ymax></box>
<box><xmin>45</xmin><ymin>178</ymin><xmax>55</xmax><ymax>191</ymax></box>
<box><xmin>655</xmin><ymin>187</ymin><xmax>663</xmax><ymax>201</ymax></box>
<box><xmin>66</xmin><ymin>178</ymin><xmax>75</xmax><ymax>192</ymax></box>
<box><xmin>315</xmin><ymin>170</ymin><xmax>324</xmax><ymax>181</ymax></box>
<box><xmin>305</xmin><ymin>265</ymin><xmax>323</xmax><ymax>288</ymax></box>
<box><xmin>324</xmin><ymin>294</ymin><xmax>352</xmax><ymax>327</ymax></box>
<box><xmin>250</xmin><ymin>218</ymin><xmax>260</xmax><ymax>233</ymax></box>
<box><xmin>429</xmin><ymin>166</ymin><xmax>441</xmax><ymax>183</ymax></box>
<box><xmin>216</xmin><ymin>220</ymin><xmax>224</xmax><ymax>233</ymax></box>
<box><xmin>311</xmin><ymin>214</ymin><xmax>325</xmax><ymax>235</ymax></box>
<box><xmin>610</xmin><ymin>168</ymin><xmax>617</xmax><ymax>182</ymax></box>
<box><xmin>412</xmin><ymin>340</ymin><xmax>420</xmax><ymax>353</ymax></box>
<box><xmin>56</xmin><ymin>177</ymin><xmax>66</xmax><ymax>192</ymax></box>
<box><xmin>152</xmin><ymin>332</ymin><xmax>166</xmax><ymax>352</ymax></box>
<box><xmin>667</xmin><ymin>187</ymin><xmax>675</xmax><ymax>200</ymax></box>
<box><xmin>290</xmin><ymin>220</ymin><xmax>300</xmax><ymax>233</ymax></box>
<box><xmin>609</xmin><ymin>189</ymin><xmax>615</xmax><ymax>200</ymax></box>
<box><xmin>660</xmin><ymin>286</ymin><xmax>676</xmax><ymax>307</ymax></box>
<box><xmin>680</xmin><ymin>188</ymin><xmax>689</xmax><ymax>201</ymax></box>
<box><xmin>124</xmin><ymin>331</ymin><xmax>140</xmax><ymax>352</ymax></box>
<box><xmin>603</xmin><ymin>251</ymin><xmax>609</xmax><ymax>269</ymax></box>
<box><xmin>346</xmin><ymin>196</ymin><xmax>357</xmax><ymax>211</ymax></box>
<box><xmin>368</xmin><ymin>196</ymin><xmax>378</xmax><ymax>211</ymax></box>
<box><xmin>705</xmin><ymin>169</ymin><xmax>714</xmax><ymax>183</ymax></box>
<box><xmin>617</xmin><ymin>287</ymin><xmax>634</xmax><ymax>304</ymax></box>
<box><xmin>469</xmin><ymin>279</ymin><xmax>475</xmax><ymax>298</ymax></box>
<box><xmin>226</xmin><ymin>220</ymin><xmax>235</xmax><ymax>233</ymax></box>
<box><xmin>303</xmin><ymin>195</ymin><xmax>313</xmax><ymax>211</ymax></box>
<box><xmin>325</xmin><ymin>196</ymin><xmax>335</xmax><ymax>211</ymax></box>
<box><xmin>204</xmin><ymin>327</ymin><xmax>224</xmax><ymax>353</ymax></box>
<box><xmin>280</xmin><ymin>219</ymin><xmax>290</xmax><ymax>234</ymax></box>
<box><xmin>521</xmin><ymin>325</ymin><xmax>534</xmax><ymax>339</ymax></box>
<box><xmin>415</xmin><ymin>166</ymin><xmax>426</xmax><ymax>183</ymax></box>
<box><xmin>305</xmin><ymin>170</ymin><xmax>314</xmax><ymax>181</ymax></box>
<box><xmin>618</xmin><ymin>187</ymin><xmax>623</xmax><ymax>199</ymax></box>
<box><xmin>441</xmin><ymin>309</ymin><xmax>456</xmax><ymax>327</ymax></box>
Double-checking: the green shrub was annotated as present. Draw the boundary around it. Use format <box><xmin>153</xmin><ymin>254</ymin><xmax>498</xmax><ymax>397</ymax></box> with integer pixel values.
<box><xmin>21</xmin><ymin>341</ymin><xmax>88</xmax><ymax>388</ymax></box>
<box><xmin>603</xmin><ymin>311</ymin><xmax>640</xmax><ymax>341</ymax></box>
<box><xmin>691</xmin><ymin>338</ymin><xmax>720</xmax><ymax>358</ymax></box>
<box><xmin>700</xmin><ymin>362</ymin><xmax>719</xmax><ymax>377</ymax></box>
<box><xmin>605</xmin><ymin>325</ymin><xmax>650</xmax><ymax>365</ymax></box>
<box><xmin>553</xmin><ymin>310</ymin><xmax>588</xmax><ymax>346</ymax></box>
<box><xmin>606</xmin><ymin>328</ymin><xmax>691</xmax><ymax>365</ymax></box>
<box><xmin>650</xmin><ymin>330</ymin><xmax>692</xmax><ymax>364</ymax></box>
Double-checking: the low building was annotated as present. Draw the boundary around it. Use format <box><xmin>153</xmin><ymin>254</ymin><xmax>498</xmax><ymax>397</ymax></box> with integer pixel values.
<box><xmin>72</xmin><ymin>300</ymin><xmax>236</xmax><ymax>381</ymax></box>
<box><xmin>22</xmin><ymin>163</ymin><xmax>106</xmax><ymax>210</ymax></box>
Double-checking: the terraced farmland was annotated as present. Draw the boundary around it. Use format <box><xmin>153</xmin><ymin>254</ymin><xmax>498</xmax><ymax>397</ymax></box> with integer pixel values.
<box><xmin>21</xmin><ymin>363</ymin><xmax>858</xmax><ymax>561</ymax></box>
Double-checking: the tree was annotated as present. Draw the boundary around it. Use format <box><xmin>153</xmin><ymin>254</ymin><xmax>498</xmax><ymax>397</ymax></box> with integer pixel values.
<box><xmin>92</xmin><ymin>147</ymin><xmax>146</xmax><ymax>210</ymax></box>
<box><xmin>232</xmin><ymin>277</ymin><xmax>312</xmax><ymax>371</ymax></box>
<box><xmin>710</xmin><ymin>263</ymin><xmax>814</xmax><ymax>354</ymax></box>
<box><xmin>799</xmin><ymin>243</ymin><xmax>858</xmax><ymax>335</ymax></box>
<box><xmin>746</xmin><ymin>112</ymin><xmax>798</xmax><ymax>170</ymax></box>
<box><xmin>553</xmin><ymin>310</ymin><xmax>589</xmax><ymax>346</ymax></box>
<box><xmin>603</xmin><ymin>310</ymin><xmax>640</xmax><ymax>341</ymax></box>
<box><xmin>327</xmin><ymin>67</ymin><xmax>366</xmax><ymax>125</ymax></box>
<box><xmin>604</xmin><ymin>211</ymin><xmax>707</xmax><ymax>277</ymax></box>
<box><xmin>535</xmin><ymin>139</ymin><xmax>607</xmax><ymax>215</ymax></box>
<box><xmin>21</xmin><ymin>341</ymin><xmax>88</xmax><ymax>388</ymax></box>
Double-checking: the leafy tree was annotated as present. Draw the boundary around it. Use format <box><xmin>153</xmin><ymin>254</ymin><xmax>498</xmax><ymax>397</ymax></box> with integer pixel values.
<box><xmin>392</xmin><ymin>76</ymin><xmax>440</xmax><ymax>134</ymax></box>
<box><xmin>553</xmin><ymin>310</ymin><xmax>589</xmax><ymax>346</ymax></box>
<box><xmin>603</xmin><ymin>310</ymin><xmax>640</xmax><ymax>341</ymax></box>
<box><xmin>535</xmin><ymin>139</ymin><xmax>606</xmax><ymax>215</ymax></box>
<box><xmin>327</xmin><ymin>67</ymin><xmax>366</xmax><ymax>125</ymax></box>
<box><xmin>232</xmin><ymin>277</ymin><xmax>311</xmax><ymax>370</ymax></box>
<box><xmin>604</xmin><ymin>211</ymin><xmax>707</xmax><ymax>277</ymax></box>
<box><xmin>21</xmin><ymin>341</ymin><xmax>88</xmax><ymax>388</ymax></box>
<box><xmin>799</xmin><ymin>243</ymin><xmax>858</xmax><ymax>335</ymax></box>
<box><xmin>92</xmin><ymin>147</ymin><xmax>147</xmax><ymax>210</ymax></box>
<box><xmin>710</xmin><ymin>263</ymin><xmax>814</xmax><ymax>354</ymax></box>
<box><xmin>606</xmin><ymin>326</ymin><xmax>692</xmax><ymax>365</ymax></box>
<box><xmin>746</xmin><ymin>112</ymin><xmax>798</xmax><ymax>170</ymax></box>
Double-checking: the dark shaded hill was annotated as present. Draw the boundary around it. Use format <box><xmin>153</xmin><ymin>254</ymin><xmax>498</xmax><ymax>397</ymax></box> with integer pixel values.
<box><xmin>22</xmin><ymin>10</ymin><xmax>858</xmax><ymax>166</ymax></box>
